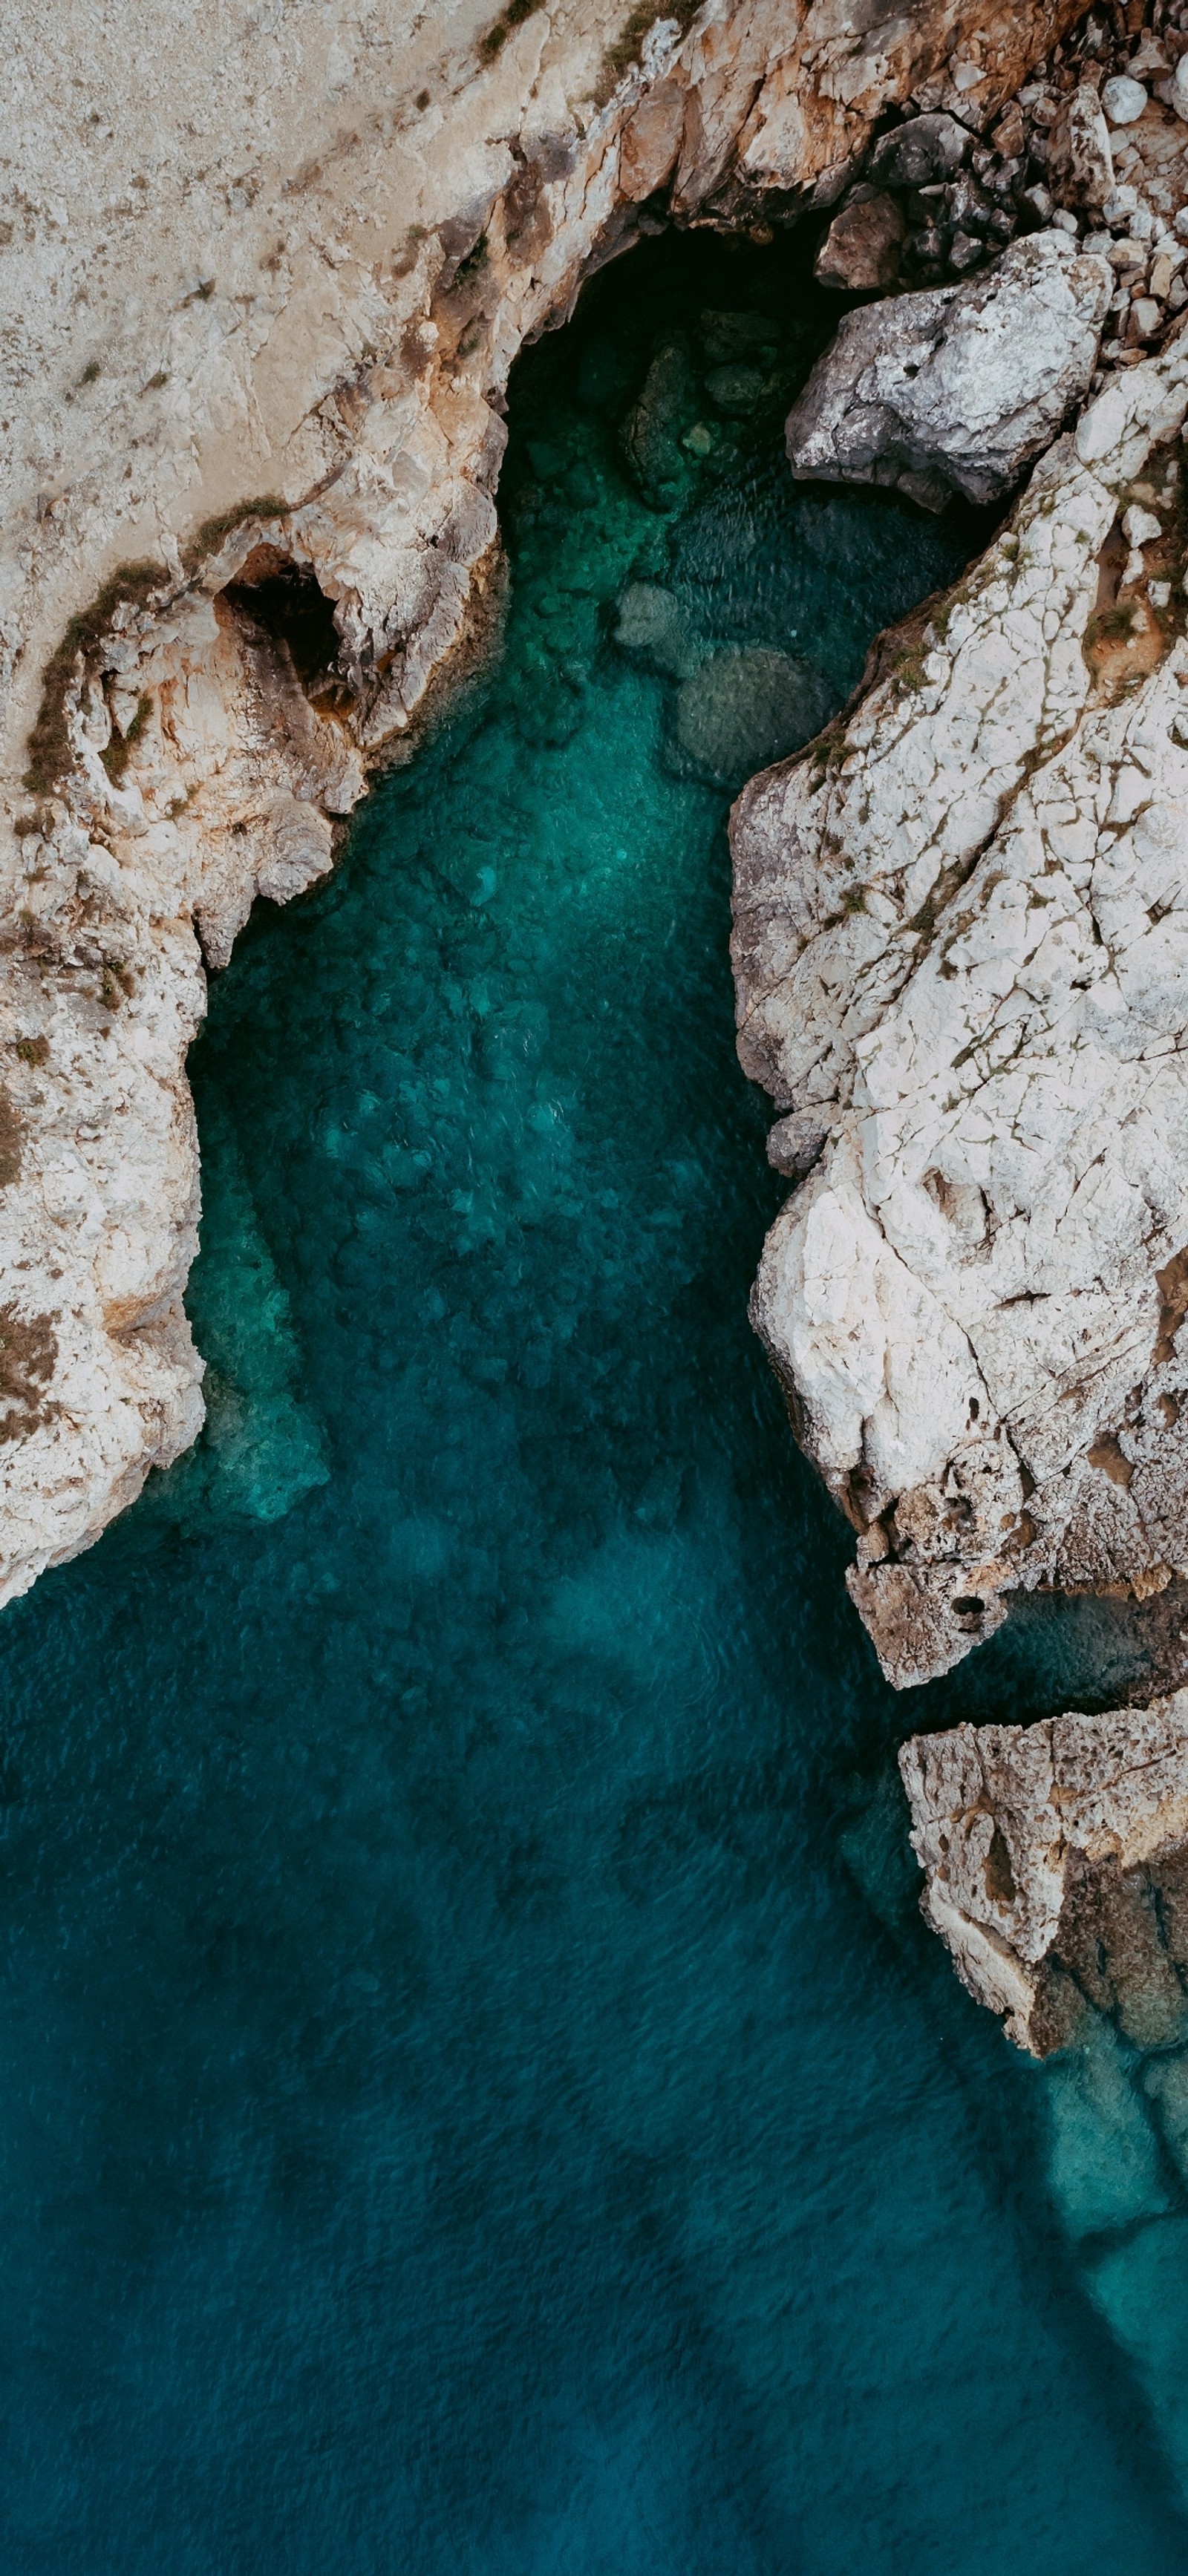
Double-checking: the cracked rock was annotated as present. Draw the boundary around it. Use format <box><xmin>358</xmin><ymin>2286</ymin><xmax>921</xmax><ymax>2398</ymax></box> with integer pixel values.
<box><xmin>1047</xmin><ymin>80</ymin><xmax>1115</xmax><ymax>216</ymax></box>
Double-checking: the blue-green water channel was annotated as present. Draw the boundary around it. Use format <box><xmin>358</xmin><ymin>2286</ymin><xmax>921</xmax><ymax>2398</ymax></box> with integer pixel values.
<box><xmin>3</xmin><ymin>232</ymin><xmax>1188</xmax><ymax>2567</ymax></box>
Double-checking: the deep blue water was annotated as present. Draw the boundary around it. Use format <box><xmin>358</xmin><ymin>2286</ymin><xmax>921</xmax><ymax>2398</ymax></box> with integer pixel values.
<box><xmin>3</xmin><ymin>233</ymin><xmax>1188</xmax><ymax>2568</ymax></box>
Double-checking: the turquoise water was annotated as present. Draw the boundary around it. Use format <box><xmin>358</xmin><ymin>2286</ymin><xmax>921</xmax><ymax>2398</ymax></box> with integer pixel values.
<box><xmin>2</xmin><ymin>232</ymin><xmax>1188</xmax><ymax>2566</ymax></box>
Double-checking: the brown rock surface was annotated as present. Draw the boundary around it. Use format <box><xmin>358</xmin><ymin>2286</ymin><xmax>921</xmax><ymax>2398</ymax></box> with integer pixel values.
<box><xmin>815</xmin><ymin>191</ymin><xmax>906</xmax><ymax>290</ymax></box>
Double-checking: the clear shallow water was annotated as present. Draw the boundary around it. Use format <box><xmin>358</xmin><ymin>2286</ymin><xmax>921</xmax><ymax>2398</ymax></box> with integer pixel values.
<box><xmin>2</xmin><ymin>235</ymin><xmax>1188</xmax><ymax>2567</ymax></box>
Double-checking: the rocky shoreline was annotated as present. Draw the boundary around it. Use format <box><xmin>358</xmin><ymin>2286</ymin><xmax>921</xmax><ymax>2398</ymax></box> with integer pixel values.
<box><xmin>10</xmin><ymin>0</ymin><xmax>1188</xmax><ymax>2048</ymax></box>
<box><xmin>728</xmin><ymin>4</ymin><xmax>1188</xmax><ymax>2044</ymax></box>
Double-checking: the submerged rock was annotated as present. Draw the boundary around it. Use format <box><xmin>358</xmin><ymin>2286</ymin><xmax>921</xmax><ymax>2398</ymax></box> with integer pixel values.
<box><xmin>698</xmin><ymin>310</ymin><xmax>779</xmax><ymax>367</ymax></box>
<box><xmin>900</xmin><ymin>1697</ymin><xmax>1188</xmax><ymax>2055</ymax></box>
<box><xmin>785</xmin><ymin>232</ymin><xmax>1112</xmax><ymax>509</ymax></box>
<box><xmin>705</xmin><ymin>362</ymin><xmax>768</xmax><ymax>415</ymax></box>
<box><xmin>613</xmin><ymin>583</ymin><xmax>702</xmax><ymax>680</ymax></box>
<box><xmin>621</xmin><ymin>337</ymin><xmax>698</xmax><ymax>511</ymax></box>
<box><xmin>670</xmin><ymin>647</ymin><xmax>832</xmax><ymax>790</ymax></box>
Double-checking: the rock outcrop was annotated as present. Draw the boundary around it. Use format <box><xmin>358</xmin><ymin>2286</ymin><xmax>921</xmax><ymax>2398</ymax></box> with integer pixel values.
<box><xmin>786</xmin><ymin>229</ymin><xmax>1111</xmax><ymax>508</ymax></box>
<box><xmin>733</xmin><ymin>326</ymin><xmax>1188</xmax><ymax>1688</ymax></box>
<box><xmin>900</xmin><ymin>1696</ymin><xmax>1188</xmax><ymax>2053</ymax></box>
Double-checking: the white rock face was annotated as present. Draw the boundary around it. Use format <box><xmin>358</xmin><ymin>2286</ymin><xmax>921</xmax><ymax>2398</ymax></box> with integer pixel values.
<box><xmin>784</xmin><ymin>233</ymin><xmax>1112</xmax><ymax>509</ymax></box>
<box><xmin>2</xmin><ymin>0</ymin><xmax>1083</xmax><ymax>1609</ymax></box>
<box><xmin>900</xmin><ymin>1695</ymin><xmax>1188</xmax><ymax>2053</ymax></box>
<box><xmin>734</xmin><ymin>325</ymin><xmax>1188</xmax><ymax>1687</ymax></box>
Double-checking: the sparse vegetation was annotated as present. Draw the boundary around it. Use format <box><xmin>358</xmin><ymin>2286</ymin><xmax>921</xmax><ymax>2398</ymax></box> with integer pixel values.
<box><xmin>0</xmin><ymin>1300</ymin><xmax>58</xmax><ymax>1442</ymax></box>
<box><xmin>14</xmin><ymin>1036</ymin><xmax>49</xmax><ymax>1068</ymax></box>
<box><xmin>100</xmin><ymin>693</ymin><xmax>151</xmax><ymax>785</ymax></box>
<box><xmin>480</xmin><ymin>0</ymin><xmax>546</xmax><ymax>61</ymax></box>
<box><xmin>182</xmin><ymin>494</ymin><xmax>286</xmax><ymax>574</ymax></box>
<box><xmin>893</xmin><ymin>651</ymin><xmax>927</xmax><ymax>694</ymax></box>
<box><xmin>597</xmin><ymin>0</ymin><xmax>700</xmax><ymax>101</ymax></box>
<box><xmin>0</xmin><ymin>1088</ymin><xmax>21</xmax><ymax>1188</ymax></box>
<box><xmin>24</xmin><ymin>560</ymin><xmax>162</xmax><ymax>794</ymax></box>
<box><xmin>452</xmin><ymin>233</ymin><xmax>489</xmax><ymax>290</ymax></box>
<box><xmin>100</xmin><ymin>963</ymin><xmax>129</xmax><ymax>1009</ymax></box>
<box><xmin>1086</xmin><ymin>601</ymin><xmax>1140</xmax><ymax>654</ymax></box>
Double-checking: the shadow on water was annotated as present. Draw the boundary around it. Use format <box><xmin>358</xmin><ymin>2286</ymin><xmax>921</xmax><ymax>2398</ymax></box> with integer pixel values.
<box><xmin>0</xmin><ymin>226</ymin><xmax>1187</xmax><ymax>2569</ymax></box>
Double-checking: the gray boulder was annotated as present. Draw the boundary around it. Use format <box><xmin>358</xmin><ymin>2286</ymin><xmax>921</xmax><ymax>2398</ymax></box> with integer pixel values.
<box><xmin>866</xmin><ymin>111</ymin><xmax>971</xmax><ymax>189</ymax></box>
<box><xmin>784</xmin><ymin>232</ymin><xmax>1112</xmax><ymax>511</ymax></box>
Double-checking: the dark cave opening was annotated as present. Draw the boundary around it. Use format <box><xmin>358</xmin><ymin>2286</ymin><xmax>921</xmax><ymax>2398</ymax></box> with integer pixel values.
<box><xmin>224</xmin><ymin>546</ymin><xmax>343</xmax><ymax>697</ymax></box>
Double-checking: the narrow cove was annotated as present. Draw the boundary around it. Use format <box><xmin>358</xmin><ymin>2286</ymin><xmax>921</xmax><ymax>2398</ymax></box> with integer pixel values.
<box><xmin>0</xmin><ymin>230</ymin><xmax>1184</xmax><ymax>2568</ymax></box>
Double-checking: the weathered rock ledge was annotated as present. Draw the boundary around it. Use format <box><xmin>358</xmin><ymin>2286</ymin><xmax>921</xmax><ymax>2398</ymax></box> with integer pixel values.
<box><xmin>4</xmin><ymin>0</ymin><xmax>1089</xmax><ymax>1605</ymax></box>
<box><xmin>901</xmin><ymin>1695</ymin><xmax>1188</xmax><ymax>2053</ymax></box>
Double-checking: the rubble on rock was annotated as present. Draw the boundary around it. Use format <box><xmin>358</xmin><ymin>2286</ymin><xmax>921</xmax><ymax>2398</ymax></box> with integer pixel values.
<box><xmin>900</xmin><ymin>1695</ymin><xmax>1188</xmax><ymax>2053</ymax></box>
<box><xmin>811</xmin><ymin>0</ymin><xmax>1188</xmax><ymax>392</ymax></box>
<box><xmin>786</xmin><ymin>231</ymin><xmax>1111</xmax><ymax>508</ymax></box>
